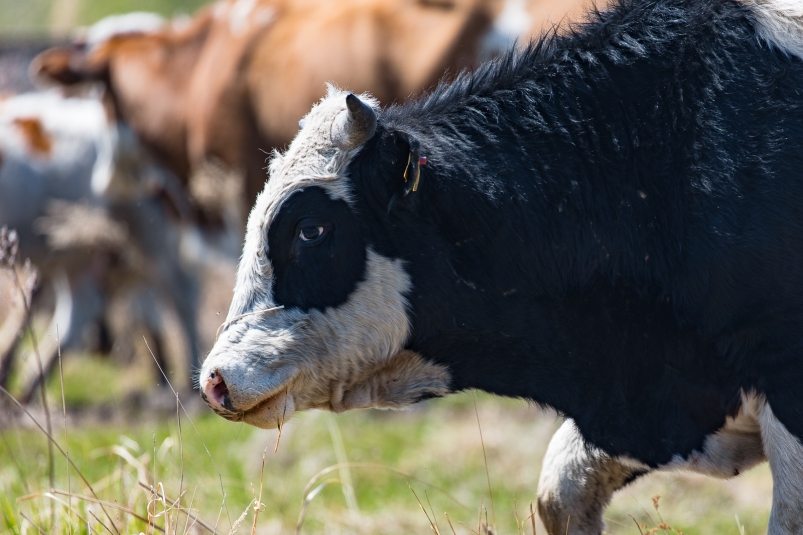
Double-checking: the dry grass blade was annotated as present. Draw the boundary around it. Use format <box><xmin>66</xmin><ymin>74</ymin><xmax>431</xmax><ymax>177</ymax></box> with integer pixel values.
<box><xmin>444</xmin><ymin>513</ymin><xmax>458</xmax><ymax>535</ymax></box>
<box><xmin>472</xmin><ymin>393</ymin><xmax>495</xmax><ymax>529</ymax></box>
<box><xmin>629</xmin><ymin>514</ymin><xmax>645</xmax><ymax>535</ymax></box>
<box><xmin>43</xmin><ymin>489</ymin><xmax>163</xmax><ymax>532</ymax></box>
<box><xmin>251</xmin><ymin>448</ymin><xmax>267</xmax><ymax>535</ymax></box>
<box><xmin>274</xmin><ymin>391</ymin><xmax>288</xmax><ymax>453</ymax></box>
<box><xmin>300</xmin><ymin>462</ymin><xmax>466</xmax><ymax>510</ymax></box>
<box><xmin>19</xmin><ymin>511</ymin><xmax>47</xmax><ymax>535</ymax></box>
<box><xmin>143</xmin><ymin>336</ymin><xmax>231</xmax><ymax>527</ymax></box>
<box><xmin>530</xmin><ymin>502</ymin><xmax>537</xmax><ymax>535</ymax></box>
<box><xmin>56</xmin><ymin>324</ymin><xmax>73</xmax><ymax>534</ymax></box>
<box><xmin>88</xmin><ymin>510</ymin><xmax>115</xmax><ymax>535</ymax></box>
<box><xmin>176</xmin><ymin>392</ymin><xmax>185</xmax><ymax>533</ymax></box>
<box><xmin>182</xmin><ymin>487</ymin><xmax>198</xmax><ymax>535</ymax></box>
<box><xmin>18</xmin><ymin>491</ymin><xmax>88</xmax><ymax>524</ymax></box>
<box><xmin>326</xmin><ymin>416</ymin><xmax>359</xmax><ymax>519</ymax></box>
<box><xmin>158</xmin><ymin>482</ymin><xmax>171</xmax><ymax>535</ymax></box>
<box><xmin>215</xmin><ymin>306</ymin><xmax>284</xmax><ymax>343</ymax></box>
<box><xmin>409</xmin><ymin>484</ymin><xmax>439</xmax><ymax>535</ymax></box>
<box><xmin>458</xmin><ymin>521</ymin><xmax>480</xmax><ymax>535</ymax></box>
<box><xmin>226</xmin><ymin>499</ymin><xmax>255</xmax><ymax>535</ymax></box>
<box><xmin>514</xmin><ymin>498</ymin><xmax>522</xmax><ymax>535</ymax></box>
<box><xmin>8</xmin><ymin>259</ymin><xmax>56</xmax><ymax>525</ymax></box>
<box><xmin>136</xmin><ymin>482</ymin><xmax>217</xmax><ymax>534</ymax></box>
<box><xmin>0</xmin><ymin>385</ymin><xmax>119</xmax><ymax>532</ymax></box>
<box><xmin>425</xmin><ymin>489</ymin><xmax>441</xmax><ymax>535</ymax></box>
<box><xmin>565</xmin><ymin>515</ymin><xmax>570</xmax><ymax>535</ymax></box>
<box><xmin>295</xmin><ymin>478</ymin><xmax>341</xmax><ymax>535</ymax></box>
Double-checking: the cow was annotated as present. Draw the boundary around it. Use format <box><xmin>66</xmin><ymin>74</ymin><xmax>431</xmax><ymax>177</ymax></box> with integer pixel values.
<box><xmin>197</xmin><ymin>0</ymin><xmax>803</xmax><ymax>532</ymax></box>
<box><xmin>32</xmin><ymin>0</ymin><xmax>496</xmax><ymax>228</ymax></box>
<box><xmin>0</xmin><ymin>90</ymin><xmax>200</xmax><ymax>400</ymax></box>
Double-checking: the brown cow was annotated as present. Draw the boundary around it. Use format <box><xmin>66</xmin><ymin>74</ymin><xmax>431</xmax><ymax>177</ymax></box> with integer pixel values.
<box><xmin>34</xmin><ymin>0</ymin><xmax>495</xmax><ymax>226</ymax></box>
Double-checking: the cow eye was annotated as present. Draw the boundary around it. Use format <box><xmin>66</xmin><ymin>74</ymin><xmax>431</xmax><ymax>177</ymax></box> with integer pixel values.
<box><xmin>299</xmin><ymin>226</ymin><xmax>325</xmax><ymax>242</ymax></box>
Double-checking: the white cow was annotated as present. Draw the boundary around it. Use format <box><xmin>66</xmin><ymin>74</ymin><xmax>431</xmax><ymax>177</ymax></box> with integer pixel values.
<box><xmin>0</xmin><ymin>91</ymin><xmax>200</xmax><ymax>400</ymax></box>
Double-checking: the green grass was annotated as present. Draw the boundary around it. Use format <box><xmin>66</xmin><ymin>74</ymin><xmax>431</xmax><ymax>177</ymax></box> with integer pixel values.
<box><xmin>0</xmin><ymin>0</ymin><xmax>209</xmax><ymax>37</ymax></box>
<box><xmin>0</xmin><ymin>366</ymin><xmax>774</xmax><ymax>534</ymax></box>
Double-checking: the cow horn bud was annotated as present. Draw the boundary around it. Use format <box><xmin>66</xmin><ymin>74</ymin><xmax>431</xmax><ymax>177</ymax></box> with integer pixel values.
<box><xmin>331</xmin><ymin>93</ymin><xmax>377</xmax><ymax>150</ymax></box>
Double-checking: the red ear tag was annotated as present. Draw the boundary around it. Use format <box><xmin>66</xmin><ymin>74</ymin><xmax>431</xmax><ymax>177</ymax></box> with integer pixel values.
<box><xmin>418</xmin><ymin>156</ymin><xmax>427</xmax><ymax>166</ymax></box>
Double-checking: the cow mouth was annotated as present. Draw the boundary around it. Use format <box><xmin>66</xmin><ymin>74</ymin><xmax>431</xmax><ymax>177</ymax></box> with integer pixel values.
<box><xmin>241</xmin><ymin>385</ymin><xmax>296</xmax><ymax>429</ymax></box>
<box><xmin>200</xmin><ymin>368</ymin><xmax>297</xmax><ymax>428</ymax></box>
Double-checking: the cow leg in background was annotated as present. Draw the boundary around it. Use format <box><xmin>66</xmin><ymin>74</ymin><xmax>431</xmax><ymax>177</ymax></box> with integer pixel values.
<box><xmin>759</xmin><ymin>401</ymin><xmax>803</xmax><ymax>534</ymax></box>
<box><xmin>0</xmin><ymin>286</ymin><xmax>32</xmax><ymax>389</ymax></box>
<box><xmin>163</xmin><ymin>258</ymin><xmax>201</xmax><ymax>386</ymax></box>
<box><xmin>537</xmin><ymin>419</ymin><xmax>650</xmax><ymax>535</ymax></box>
<box><xmin>20</xmin><ymin>270</ymin><xmax>104</xmax><ymax>404</ymax></box>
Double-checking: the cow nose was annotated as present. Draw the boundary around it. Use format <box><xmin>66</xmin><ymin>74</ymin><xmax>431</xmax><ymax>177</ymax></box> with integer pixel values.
<box><xmin>202</xmin><ymin>369</ymin><xmax>229</xmax><ymax>409</ymax></box>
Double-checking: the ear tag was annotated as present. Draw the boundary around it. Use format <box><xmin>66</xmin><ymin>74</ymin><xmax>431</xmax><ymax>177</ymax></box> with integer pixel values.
<box><xmin>403</xmin><ymin>153</ymin><xmax>425</xmax><ymax>195</ymax></box>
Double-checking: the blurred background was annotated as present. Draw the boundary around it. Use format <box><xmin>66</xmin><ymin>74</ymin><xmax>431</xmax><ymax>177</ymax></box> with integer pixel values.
<box><xmin>0</xmin><ymin>0</ymin><xmax>209</xmax><ymax>36</ymax></box>
<box><xmin>0</xmin><ymin>0</ymin><xmax>774</xmax><ymax>533</ymax></box>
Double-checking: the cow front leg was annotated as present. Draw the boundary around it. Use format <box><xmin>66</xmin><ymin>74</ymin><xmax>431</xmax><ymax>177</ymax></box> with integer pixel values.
<box><xmin>537</xmin><ymin>419</ymin><xmax>650</xmax><ymax>535</ymax></box>
<box><xmin>759</xmin><ymin>401</ymin><xmax>803</xmax><ymax>534</ymax></box>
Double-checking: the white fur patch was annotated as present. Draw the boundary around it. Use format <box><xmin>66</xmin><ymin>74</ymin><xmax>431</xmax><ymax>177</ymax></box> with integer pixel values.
<box><xmin>662</xmin><ymin>391</ymin><xmax>765</xmax><ymax>478</ymax></box>
<box><xmin>739</xmin><ymin>0</ymin><xmax>803</xmax><ymax>59</ymax></box>
<box><xmin>758</xmin><ymin>399</ymin><xmax>803</xmax><ymax>533</ymax></box>
<box><xmin>537</xmin><ymin>419</ymin><xmax>648</xmax><ymax>534</ymax></box>
<box><xmin>82</xmin><ymin>12</ymin><xmax>165</xmax><ymax>49</ymax></box>
<box><xmin>201</xmin><ymin>249</ymin><xmax>438</xmax><ymax>426</ymax></box>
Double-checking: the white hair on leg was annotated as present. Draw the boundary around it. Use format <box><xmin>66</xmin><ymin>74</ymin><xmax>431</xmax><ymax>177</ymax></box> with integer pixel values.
<box><xmin>758</xmin><ymin>398</ymin><xmax>803</xmax><ymax>534</ymax></box>
<box><xmin>537</xmin><ymin>419</ymin><xmax>649</xmax><ymax>534</ymax></box>
<box><xmin>662</xmin><ymin>391</ymin><xmax>765</xmax><ymax>478</ymax></box>
<box><xmin>739</xmin><ymin>0</ymin><xmax>803</xmax><ymax>59</ymax></box>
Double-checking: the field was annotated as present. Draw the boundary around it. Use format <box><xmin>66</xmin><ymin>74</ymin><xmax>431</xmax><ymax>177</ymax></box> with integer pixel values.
<box><xmin>0</xmin><ymin>352</ymin><xmax>774</xmax><ymax>534</ymax></box>
<box><xmin>0</xmin><ymin>0</ymin><xmax>209</xmax><ymax>37</ymax></box>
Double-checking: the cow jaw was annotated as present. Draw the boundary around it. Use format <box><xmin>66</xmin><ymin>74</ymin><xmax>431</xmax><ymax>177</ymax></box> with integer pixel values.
<box><xmin>200</xmin><ymin>250</ymin><xmax>452</xmax><ymax>427</ymax></box>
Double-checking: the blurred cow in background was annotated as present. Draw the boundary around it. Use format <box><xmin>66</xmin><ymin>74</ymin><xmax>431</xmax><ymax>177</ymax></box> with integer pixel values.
<box><xmin>7</xmin><ymin>0</ymin><xmax>601</xmax><ymax>403</ymax></box>
<box><xmin>0</xmin><ymin>90</ymin><xmax>200</xmax><ymax>402</ymax></box>
<box><xmin>33</xmin><ymin>0</ymin><xmax>602</xmax><ymax>232</ymax></box>
<box><xmin>33</xmin><ymin>0</ymin><xmax>499</xmax><ymax>231</ymax></box>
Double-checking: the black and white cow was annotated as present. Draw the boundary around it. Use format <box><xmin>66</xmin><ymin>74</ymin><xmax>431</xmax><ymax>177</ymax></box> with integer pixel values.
<box><xmin>200</xmin><ymin>0</ymin><xmax>803</xmax><ymax>532</ymax></box>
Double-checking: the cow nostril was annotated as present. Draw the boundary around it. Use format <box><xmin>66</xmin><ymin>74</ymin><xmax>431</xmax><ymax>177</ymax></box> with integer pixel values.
<box><xmin>204</xmin><ymin>369</ymin><xmax>229</xmax><ymax>408</ymax></box>
<box><xmin>213</xmin><ymin>377</ymin><xmax>228</xmax><ymax>401</ymax></box>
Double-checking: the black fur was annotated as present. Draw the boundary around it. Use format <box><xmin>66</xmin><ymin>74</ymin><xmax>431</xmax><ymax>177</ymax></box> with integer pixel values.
<box><xmin>277</xmin><ymin>0</ymin><xmax>803</xmax><ymax>467</ymax></box>
<box><xmin>268</xmin><ymin>187</ymin><xmax>367</xmax><ymax>312</ymax></box>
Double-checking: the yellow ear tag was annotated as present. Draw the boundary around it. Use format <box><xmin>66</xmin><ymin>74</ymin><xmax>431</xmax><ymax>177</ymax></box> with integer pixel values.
<box><xmin>403</xmin><ymin>152</ymin><xmax>422</xmax><ymax>192</ymax></box>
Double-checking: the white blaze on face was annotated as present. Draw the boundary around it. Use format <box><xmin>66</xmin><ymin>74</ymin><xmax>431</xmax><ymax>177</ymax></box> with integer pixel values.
<box><xmin>199</xmin><ymin>86</ymin><xmax>451</xmax><ymax>428</ymax></box>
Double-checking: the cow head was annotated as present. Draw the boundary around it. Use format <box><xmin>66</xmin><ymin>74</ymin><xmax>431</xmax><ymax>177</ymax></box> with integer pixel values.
<box><xmin>199</xmin><ymin>87</ymin><xmax>451</xmax><ymax>428</ymax></box>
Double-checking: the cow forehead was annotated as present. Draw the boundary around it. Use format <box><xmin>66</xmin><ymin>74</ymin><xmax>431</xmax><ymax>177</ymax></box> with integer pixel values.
<box><xmin>230</xmin><ymin>87</ymin><xmax>378</xmax><ymax>318</ymax></box>
<box><xmin>249</xmin><ymin>86</ymin><xmax>378</xmax><ymax>233</ymax></box>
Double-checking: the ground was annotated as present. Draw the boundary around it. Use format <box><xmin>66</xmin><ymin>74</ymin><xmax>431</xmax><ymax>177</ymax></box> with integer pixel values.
<box><xmin>0</xmin><ymin>359</ymin><xmax>774</xmax><ymax>534</ymax></box>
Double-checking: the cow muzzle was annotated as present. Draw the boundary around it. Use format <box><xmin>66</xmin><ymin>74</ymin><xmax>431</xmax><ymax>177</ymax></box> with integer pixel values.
<box><xmin>200</xmin><ymin>366</ymin><xmax>297</xmax><ymax>428</ymax></box>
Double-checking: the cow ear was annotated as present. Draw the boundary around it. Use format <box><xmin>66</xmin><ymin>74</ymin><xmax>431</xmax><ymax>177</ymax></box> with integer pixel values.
<box><xmin>32</xmin><ymin>47</ymin><xmax>109</xmax><ymax>87</ymax></box>
<box><xmin>381</xmin><ymin>129</ymin><xmax>425</xmax><ymax>214</ymax></box>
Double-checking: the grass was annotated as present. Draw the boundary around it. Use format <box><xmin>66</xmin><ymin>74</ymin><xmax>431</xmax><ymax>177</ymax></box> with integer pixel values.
<box><xmin>0</xmin><ymin>362</ymin><xmax>774</xmax><ymax>534</ymax></box>
<box><xmin>0</xmin><ymin>0</ymin><xmax>209</xmax><ymax>38</ymax></box>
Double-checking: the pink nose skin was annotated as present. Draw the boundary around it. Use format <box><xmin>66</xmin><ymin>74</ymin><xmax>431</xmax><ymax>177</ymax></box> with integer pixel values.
<box><xmin>202</xmin><ymin>370</ymin><xmax>229</xmax><ymax>410</ymax></box>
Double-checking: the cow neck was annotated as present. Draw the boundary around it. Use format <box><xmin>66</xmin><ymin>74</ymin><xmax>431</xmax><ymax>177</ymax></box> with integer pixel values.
<box><xmin>367</xmin><ymin>0</ymin><xmax>765</xmax><ymax>465</ymax></box>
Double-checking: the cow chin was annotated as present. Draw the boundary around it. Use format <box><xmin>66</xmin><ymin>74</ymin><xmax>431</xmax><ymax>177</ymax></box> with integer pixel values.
<box><xmin>242</xmin><ymin>388</ymin><xmax>296</xmax><ymax>429</ymax></box>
